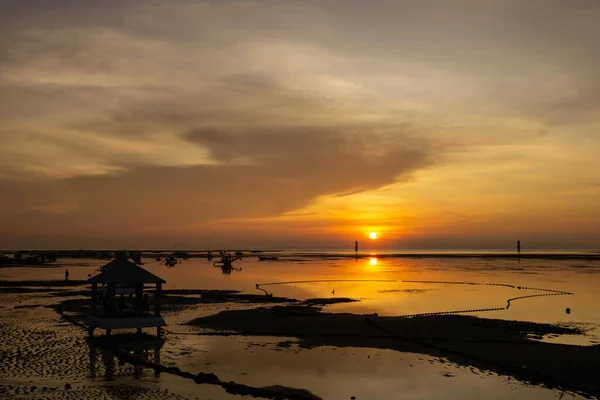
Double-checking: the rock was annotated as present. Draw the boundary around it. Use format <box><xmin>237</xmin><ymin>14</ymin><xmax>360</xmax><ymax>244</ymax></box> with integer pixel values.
<box><xmin>195</xmin><ymin>372</ymin><xmax>220</xmax><ymax>384</ymax></box>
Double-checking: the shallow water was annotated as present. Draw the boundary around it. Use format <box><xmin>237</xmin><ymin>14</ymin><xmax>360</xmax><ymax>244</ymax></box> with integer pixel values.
<box><xmin>5</xmin><ymin>255</ymin><xmax>597</xmax><ymax>341</ymax></box>
<box><xmin>163</xmin><ymin>334</ymin><xmax>587</xmax><ymax>400</ymax></box>
<box><xmin>1</xmin><ymin>254</ymin><xmax>599</xmax><ymax>399</ymax></box>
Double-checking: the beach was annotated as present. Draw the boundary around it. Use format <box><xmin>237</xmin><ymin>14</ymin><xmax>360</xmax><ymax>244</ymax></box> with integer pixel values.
<box><xmin>1</xmin><ymin>252</ymin><xmax>599</xmax><ymax>399</ymax></box>
<box><xmin>4</xmin><ymin>1</ymin><xmax>600</xmax><ymax>398</ymax></box>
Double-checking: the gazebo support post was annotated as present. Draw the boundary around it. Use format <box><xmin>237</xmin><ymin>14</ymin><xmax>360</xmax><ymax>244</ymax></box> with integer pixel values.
<box><xmin>155</xmin><ymin>283</ymin><xmax>162</xmax><ymax>316</ymax></box>
<box><xmin>91</xmin><ymin>282</ymin><xmax>98</xmax><ymax>313</ymax></box>
<box><xmin>135</xmin><ymin>283</ymin><xmax>143</xmax><ymax>313</ymax></box>
<box><xmin>107</xmin><ymin>283</ymin><xmax>116</xmax><ymax>317</ymax></box>
<box><xmin>154</xmin><ymin>347</ymin><xmax>161</xmax><ymax>377</ymax></box>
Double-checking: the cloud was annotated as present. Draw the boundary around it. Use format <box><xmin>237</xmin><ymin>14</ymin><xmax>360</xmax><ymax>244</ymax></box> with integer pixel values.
<box><xmin>1</xmin><ymin>0</ymin><xmax>600</xmax><ymax>248</ymax></box>
<box><xmin>29</xmin><ymin>202</ymin><xmax>81</xmax><ymax>215</ymax></box>
<box><xmin>0</xmin><ymin>124</ymin><xmax>429</xmax><ymax>239</ymax></box>
<box><xmin>0</xmin><ymin>3</ymin><xmax>433</xmax><ymax>245</ymax></box>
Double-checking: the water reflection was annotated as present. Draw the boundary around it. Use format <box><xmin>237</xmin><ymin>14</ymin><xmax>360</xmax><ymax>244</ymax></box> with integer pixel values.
<box><xmin>212</xmin><ymin>253</ymin><xmax>243</xmax><ymax>275</ymax></box>
<box><xmin>215</xmin><ymin>264</ymin><xmax>242</xmax><ymax>276</ymax></box>
<box><xmin>363</xmin><ymin>257</ymin><xmax>379</xmax><ymax>272</ymax></box>
<box><xmin>88</xmin><ymin>337</ymin><xmax>165</xmax><ymax>381</ymax></box>
<box><xmin>12</xmin><ymin>255</ymin><xmax>599</xmax><ymax>340</ymax></box>
<box><xmin>175</xmin><ymin>335</ymin><xmax>584</xmax><ymax>400</ymax></box>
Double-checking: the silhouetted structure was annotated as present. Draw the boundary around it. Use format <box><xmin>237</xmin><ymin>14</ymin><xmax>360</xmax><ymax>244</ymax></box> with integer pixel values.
<box><xmin>255</xmin><ymin>283</ymin><xmax>273</xmax><ymax>297</ymax></box>
<box><xmin>85</xmin><ymin>255</ymin><xmax>166</xmax><ymax>337</ymax></box>
<box><xmin>214</xmin><ymin>253</ymin><xmax>237</xmax><ymax>268</ymax></box>
<box><xmin>517</xmin><ymin>240</ymin><xmax>521</xmax><ymax>253</ymax></box>
<box><xmin>216</xmin><ymin>264</ymin><xmax>242</xmax><ymax>275</ymax></box>
<box><xmin>130</xmin><ymin>251</ymin><xmax>142</xmax><ymax>265</ymax></box>
<box><xmin>355</xmin><ymin>241</ymin><xmax>358</xmax><ymax>252</ymax></box>
<box><xmin>88</xmin><ymin>337</ymin><xmax>165</xmax><ymax>380</ymax></box>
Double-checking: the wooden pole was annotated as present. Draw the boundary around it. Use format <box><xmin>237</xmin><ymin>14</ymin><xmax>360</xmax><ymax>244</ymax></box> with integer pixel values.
<box><xmin>154</xmin><ymin>346</ymin><xmax>160</xmax><ymax>377</ymax></box>
<box><xmin>91</xmin><ymin>282</ymin><xmax>98</xmax><ymax>313</ymax></box>
<box><xmin>107</xmin><ymin>283</ymin><xmax>116</xmax><ymax>317</ymax></box>
<box><xmin>155</xmin><ymin>283</ymin><xmax>162</xmax><ymax>316</ymax></box>
<box><xmin>135</xmin><ymin>283</ymin><xmax>143</xmax><ymax>312</ymax></box>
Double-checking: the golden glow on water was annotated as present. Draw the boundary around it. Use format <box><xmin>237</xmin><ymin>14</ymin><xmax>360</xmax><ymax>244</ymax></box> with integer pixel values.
<box><xmin>2</xmin><ymin>257</ymin><xmax>592</xmax><ymax>400</ymax></box>
<box><xmin>8</xmin><ymin>256</ymin><xmax>598</xmax><ymax>344</ymax></box>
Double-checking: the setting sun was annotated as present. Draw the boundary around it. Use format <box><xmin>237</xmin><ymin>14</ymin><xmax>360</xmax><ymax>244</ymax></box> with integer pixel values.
<box><xmin>369</xmin><ymin>232</ymin><xmax>378</xmax><ymax>240</ymax></box>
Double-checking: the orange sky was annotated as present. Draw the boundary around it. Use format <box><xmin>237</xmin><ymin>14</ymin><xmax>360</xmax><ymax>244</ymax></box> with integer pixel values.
<box><xmin>1</xmin><ymin>0</ymin><xmax>599</xmax><ymax>249</ymax></box>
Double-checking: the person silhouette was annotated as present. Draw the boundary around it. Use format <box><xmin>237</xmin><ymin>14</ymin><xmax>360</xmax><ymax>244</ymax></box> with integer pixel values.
<box><xmin>64</xmin><ymin>269</ymin><xmax>69</xmax><ymax>281</ymax></box>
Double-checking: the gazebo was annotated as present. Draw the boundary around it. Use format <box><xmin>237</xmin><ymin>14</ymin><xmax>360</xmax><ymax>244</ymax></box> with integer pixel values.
<box><xmin>84</xmin><ymin>256</ymin><xmax>166</xmax><ymax>337</ymax></box>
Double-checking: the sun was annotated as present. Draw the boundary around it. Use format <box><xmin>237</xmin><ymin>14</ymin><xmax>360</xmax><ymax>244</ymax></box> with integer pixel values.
<box><xmin>369</xmin><ymin>232</ymin><xmax>377</xmax><ymax>240</ymax></box>
<box><xmin>369</xmin><ymin>257</ymin><xmax>378</xmax><ymax>266</ymax></box>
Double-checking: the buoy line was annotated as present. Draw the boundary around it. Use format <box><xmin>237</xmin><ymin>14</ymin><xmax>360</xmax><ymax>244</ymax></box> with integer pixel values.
<box><xmin>254</xmin><ymin>279</ymin><xmax>574</xmax><ymax>318</ymax></box>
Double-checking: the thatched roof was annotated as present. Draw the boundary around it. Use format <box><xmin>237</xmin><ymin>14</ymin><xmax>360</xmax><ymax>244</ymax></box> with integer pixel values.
<box><xmin>87</xmin><ymin>257</ymin><xmax>166</xmax><ymax>284</ymax></box>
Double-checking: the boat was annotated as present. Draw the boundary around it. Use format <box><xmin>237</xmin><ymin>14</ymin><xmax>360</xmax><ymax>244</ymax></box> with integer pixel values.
<box><xmin>213</xmin><ymin>253</ymin><xmax>237</xmax><ymax>268</ymax></box>
<box><xmin>165</xmin><ymin>256</ymin><xmax>177</xmax><ymax>267</ymax></box>
<box><xmin>258</xmin><ymin>255</ymin><xmax>278</xmax><ymax>261</ymax></box>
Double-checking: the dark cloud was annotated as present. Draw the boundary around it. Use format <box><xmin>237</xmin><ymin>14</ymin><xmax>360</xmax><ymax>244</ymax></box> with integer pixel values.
<box><xmin>0</xmin><ymin>126</ymin><xmax>429</xmax><ymax>242</ymax></box>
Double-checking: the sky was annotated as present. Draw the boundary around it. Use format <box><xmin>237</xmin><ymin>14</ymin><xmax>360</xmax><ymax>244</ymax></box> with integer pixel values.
<box><xmin>1</xmin><ymin>0</ymin><xmax>599</xmax><ymax>250</ymax></box>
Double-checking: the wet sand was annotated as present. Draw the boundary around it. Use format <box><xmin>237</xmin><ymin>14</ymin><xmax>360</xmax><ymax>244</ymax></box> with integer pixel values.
<box><xmin>189</xmin><ymin>306</ymin><xmax>600</xmax><ymax>398</ymax></box>
<box><xmin>2</xmin><ymin>256</ymin><xmax>600</xmax><ymax>399</ymax></box>
<box><xmin>0</xmin><ymin>283</ymin><xmax>324</xmax><ymax>400</ymax></box>
<box><xmin>0</xmin><ymin>299</ymin><xmax>200</xmax><ymax>399</ymax></box>
<box><xmin>12</xmin><ymin>278</ymin><xmax>594</xmax><ymax>397</ymax></box>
